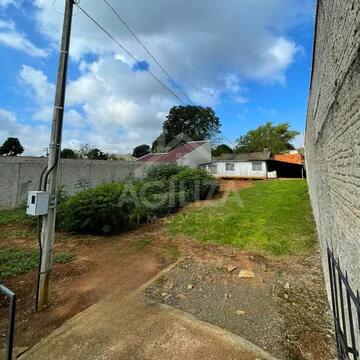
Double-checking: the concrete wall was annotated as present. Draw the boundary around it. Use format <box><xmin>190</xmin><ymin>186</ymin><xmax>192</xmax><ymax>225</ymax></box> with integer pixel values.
<box><xmin>0</xmin><ymin>157</ymin><xmax>155</xmax><ymax>209</ymax></box>
<box><xmin>305</xmin><ymin>0</ymin><xmax>360</xmax><ymax>300</ymax></box>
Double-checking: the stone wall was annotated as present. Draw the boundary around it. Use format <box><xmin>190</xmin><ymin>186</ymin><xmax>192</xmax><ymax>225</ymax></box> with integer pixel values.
<box><xmin>305</xmin><ymin>0</ymin><xmax>360</xmax><ymax>297</ymax></box>
<box><xmin>0</xmin><ymin>157</ymin><xmax>154</xmax><ymax>209</ymax></box>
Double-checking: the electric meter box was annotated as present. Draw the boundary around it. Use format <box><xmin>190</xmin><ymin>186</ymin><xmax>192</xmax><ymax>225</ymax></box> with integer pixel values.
<box><xmin>26</xmin><ymin>191</ymin><xmax>49</xmax><ymax>216</ymax></box>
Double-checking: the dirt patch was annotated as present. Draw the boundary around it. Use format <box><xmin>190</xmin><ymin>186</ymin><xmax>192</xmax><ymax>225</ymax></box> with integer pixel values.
<box><xmin>146</xmin><ymin>258</ymin><xmax>286</xmax><ymax>358</ymax></box>
<box><xmin>272</xmin><ymin>252</ymin><xmax>337</xmax><ymax>360</ymax></box>
<box><xmin>145</xmin><ymin>247</ymin><xmax>336</xmax><ymax>360</ymax></box>
<box><xmin>0</xmin><ymin>203</ymin><xmax>336</xmax><ymax>359</ymax></box>
<box><xmin>0</xmin><ymin>223</ymin><xmax>174</xmax><ymax>350</ymax></box>
<box><xmin>219</xmin><ymin>179</ymin><xmax>253</xmax><ymax>192</ymax></box>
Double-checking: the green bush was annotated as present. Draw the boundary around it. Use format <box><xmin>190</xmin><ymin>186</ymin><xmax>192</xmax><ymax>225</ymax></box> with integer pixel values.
<box><xmin>57</xmin><ymin>183</ymin><xmax>136</xmax><ymax>234</ymax></box>
<box><xmin>56</xmin><ymin>166</ymin><xmax>219</xmax><ymax>235</ymax></box>
<box><xmin>146</xmin><ymin>163</ymin><xmax>186</xmax><ymax>181</ymax></box>
<box><xmin>0</xmin><ymin>247</ymin><xmax>75</xmax><ymax>278</ymax></box>
<box><xmin>131</xmin><ymin>179</ymin><xmax>187</xmax><ymax>222</ymax></box>
<box><xmin>171</xmin><ymin>168</ymin><xmax>219</xmax><ymax>200</ymax></box>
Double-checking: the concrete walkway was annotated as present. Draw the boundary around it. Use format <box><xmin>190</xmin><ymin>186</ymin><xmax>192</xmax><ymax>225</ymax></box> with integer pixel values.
<box><xmin>20</xmin><ymin>270</ymin><xmax>277</xmax><ymax>360</ymax></box>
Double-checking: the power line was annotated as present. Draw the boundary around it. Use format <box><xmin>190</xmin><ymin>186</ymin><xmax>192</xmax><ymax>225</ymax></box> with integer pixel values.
<box><xmin>102</xmin><ymin>0</ymin><xmax>195</xmax><ymax>105</ymax></box>
<box><xmin>76</xmin><ymin>2</ymin><xmax>236</xmax><ymax>149</ymax></box>
<box><xmin>75</xmin><ymin>2</ymin><xmax>186</xmax><ymax>105</ymax></box>
<box><xmin>218</xmin><ymin>132</ymin><xmax>237</xmax><ymax>149</ymax></box>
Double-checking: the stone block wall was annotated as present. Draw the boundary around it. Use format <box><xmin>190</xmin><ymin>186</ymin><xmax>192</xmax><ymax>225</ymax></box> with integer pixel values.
<box><xmin>305</xmin><ymin>0</ymin><xmax>360</xmax><ymax>298</ymax></box>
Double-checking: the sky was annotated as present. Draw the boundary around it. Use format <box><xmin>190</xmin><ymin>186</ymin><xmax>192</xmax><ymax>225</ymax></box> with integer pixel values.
<box><xmin>0</xmin><ymin>0</ymin><xmax>316</xmax><ymax>156</ymax></box>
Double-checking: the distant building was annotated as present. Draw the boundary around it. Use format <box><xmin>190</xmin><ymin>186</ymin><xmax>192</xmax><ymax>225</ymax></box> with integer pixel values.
<box><xmin>135</xmin><ymin>140</ymin><xmax>211</xmax><ymax>168</ymax></box>
<box><xmin>200</xmin><ymin>151</ymin><xmax>272</xmax><ymax>179</ymax></box>
<box><xmin>200</xmin><ymin>150</ymin><xmax>305</xmax><ymax>179</ymax></box>
<box><xmin>269</xmin><ymin>153</ymin><xmax>305</xmax><ymax>178</ymax></box>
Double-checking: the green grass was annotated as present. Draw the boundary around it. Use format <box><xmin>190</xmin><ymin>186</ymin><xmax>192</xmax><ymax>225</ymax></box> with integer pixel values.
<box><xmin>130</xmin><ymin>239</ymin><xmax>152</xmax><ymax>250</ymax></box>
<box><xmin>0</xmin><ymin>247</ymin><xmax>76</xmax><ymax>277</ymax></box>
<box><xmin>0</xmin><ymin>207</ymin><xmax>30</xmax><ymax>226</ymax></box>
<box><xmin>162</xmin><ymin>244</ymin><xmax>181</xmax><ymax>261</ymax></box>
<box><xmin>167</xmin><ymin>180</ymin><xmax>316</xmax><ymax>256</ymax></box>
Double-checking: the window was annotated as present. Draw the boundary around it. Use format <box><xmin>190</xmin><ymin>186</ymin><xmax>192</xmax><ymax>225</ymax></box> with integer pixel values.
<box><xmin>226</xmin><ymin>163</ymin><xmax>234</xmax><ymax>171</ymax></box>
<box><xmin>252</xmin><ymin>161</ymin><xmax>262</xmax><ymax>171</ymax></box>
<box><xmin>209</xmin><ymin>164</ymin><xmax>217</xmax><ymax>174</ymax></box>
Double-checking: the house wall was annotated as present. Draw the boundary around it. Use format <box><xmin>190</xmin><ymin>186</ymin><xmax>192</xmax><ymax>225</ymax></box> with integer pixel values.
<box><xmin>305</xmin><ymin>0</ymin><xmax>360</xmax><ymax>302</ymax></box>
<box><xmin>0</xmin><ymin>157</ymin><xmax>154</xmax><ymax>209</ymax></box>
<box><xmin>177</xmin><ymin>142</ymin><xmax>212</xmax><ymax>168</ymax></box>
<box><xmin>203</xmin><ymin>161</ymin><xmax>267</xmax><ymax>178</ymax></box>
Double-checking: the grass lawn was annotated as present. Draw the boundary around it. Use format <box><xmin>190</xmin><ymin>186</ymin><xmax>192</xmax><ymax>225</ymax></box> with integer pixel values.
<box><xmin>0</xmin><ymin>247</ymin><xmax>75</xmax><ymax>277</ymax></box>
<box><xmin>0</xmin><ymin>207</ymin><xmax>76</xmax><ymax>278</ymax></box>
<box><xmin>0</xmin><ymin>206</ymin><xmax>32</xmax><ymax>226</ymax></box>
<box><xmin>167</xmin><ymin>180</ymin><xmax>317</xmax><ymax>256</ymax></box>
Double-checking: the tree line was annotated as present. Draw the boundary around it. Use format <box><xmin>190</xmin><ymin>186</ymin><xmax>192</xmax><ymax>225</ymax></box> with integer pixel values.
<box><xmin>132</xmin><ymin>105</ymin><xmax>300</xmax><ymax>158</ymax></box>
<box><xmin>0</xmin><ymin>138</ymin><xmax>125</xmax><ymax>160</ymax></box>
<box><xmin>0</xmin><ymin>105</ymin><xmax>300</xmax><ymax>159</ymax></box>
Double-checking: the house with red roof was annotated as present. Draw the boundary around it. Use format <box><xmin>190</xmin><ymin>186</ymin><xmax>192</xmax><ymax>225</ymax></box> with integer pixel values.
<box><xmin>136</xmin><ymin>140</ymin><xmax>211</xmax><ymax>168</ymax></box>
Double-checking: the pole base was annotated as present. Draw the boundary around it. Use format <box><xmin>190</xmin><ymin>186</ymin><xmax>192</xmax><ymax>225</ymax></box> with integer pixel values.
<box><xmin>36</xmin><ymin>272</ymin><xmax>50</xmax><ymax>311</ymax></box>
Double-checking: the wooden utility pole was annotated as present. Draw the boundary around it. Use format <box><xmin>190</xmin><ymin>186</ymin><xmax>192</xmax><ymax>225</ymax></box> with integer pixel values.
<box><xmin>37</xmin><ymin>0</ymin><xmax>74</xmax><ymax>311</ymax></box>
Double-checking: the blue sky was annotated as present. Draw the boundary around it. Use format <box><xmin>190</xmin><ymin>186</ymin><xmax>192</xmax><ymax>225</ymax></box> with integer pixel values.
<box><xmin>0</xmin><ymin>0</ymin><xmax>315</xmax><ymax>155</ymax></box>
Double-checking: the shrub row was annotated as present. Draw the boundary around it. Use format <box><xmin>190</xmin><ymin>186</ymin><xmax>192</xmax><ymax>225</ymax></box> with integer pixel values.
<box><xmin>57</xmin><ymin>164</ymin><xmax>219</xmax><ymax>235</ymax></box>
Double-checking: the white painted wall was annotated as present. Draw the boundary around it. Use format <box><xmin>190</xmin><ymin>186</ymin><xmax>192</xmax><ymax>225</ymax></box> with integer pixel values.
<box><xmin>177</xmin><ymin>141</ymin><xmax>212</xmax><ymax>168</ymax></box>
<box><xmin>201</xmin><ymin>161</ymin><xmax>268</xmax><ymax>178</ymax></box>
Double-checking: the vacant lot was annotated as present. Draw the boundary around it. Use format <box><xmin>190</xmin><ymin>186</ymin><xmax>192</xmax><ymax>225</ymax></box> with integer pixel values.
<box><xmin>168</xmin><ymin>180</ymin><xmax>316</xmax><ymax>255</ymax></box>
<box><xmin>0</xmin><ymin>208</ymin><xmax>173</xmax><ymax>349</ymax></box>
<box><xmin>0</xmin><ymin>180</ymin><xmax>335</xmax><ymax>359</ymax></box>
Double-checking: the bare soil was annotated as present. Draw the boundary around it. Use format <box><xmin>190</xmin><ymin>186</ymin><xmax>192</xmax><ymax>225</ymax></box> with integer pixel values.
<box><xmin>0</xmin><ymin>182</ymin><xmax>336</xmax><ymax>359</ymax></box>
<box><xmin>0</xmin><ymin>225</ymin><xmax>173</xmax><ymax>349</ymax></box>
<box><xmin>219</xmin><ymin>178</ymin><xmax>254</xmax><ymax>192</ymax></box>
<box><xmin>145</xmin><ymin>244</ymin><xmax>337</xmax><ymax>360</ymax></box>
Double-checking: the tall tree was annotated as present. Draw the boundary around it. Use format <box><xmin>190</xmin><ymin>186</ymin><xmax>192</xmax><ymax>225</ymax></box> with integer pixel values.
<box><xmin>132</xmin><ymin>144</ymin><xmax>150</xmax><ymax>158</ymax></box>
<box><xmin>212</xmin><ymin>144</ymin><xmax>234</xmax><ymax>157</ymax></box>
<box><xmin>0</xmin><ymin>137</ymin><xmax>24</xmax><ymax>156</ymax></box>
<box><xmin>152</xmin><ymin>105</ymin><xmax>221</xmax><ymax>150</ymax></box>
<box><xmin>87</xmin><ymin>148</ymin><xmax>109</xmax><ymax>160</ymax></box>
<box><xmin>75</xmin><ymin>144</ymin><xmax>109</xmax><ymax>160</ymax></box>
<box><xmin>61</xmin><ymin>148</ymin><xmax>78</xmax><ymax>159</ymax></box>
<box><xmin>76</xmin><ymin>144</ymin><xmax>92</xmax><ymax>159</ymax></box>
<box><xmin>235</xmin><ymin>122</ymin><xmax>299</xmax><ymax>154</ymax></box>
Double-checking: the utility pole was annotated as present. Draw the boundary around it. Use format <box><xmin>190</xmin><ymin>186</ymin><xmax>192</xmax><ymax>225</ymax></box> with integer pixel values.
<box><xmin>37</xmin><ymin>0</ymin><xmax>74</xmax><ymax>311</ymax></box>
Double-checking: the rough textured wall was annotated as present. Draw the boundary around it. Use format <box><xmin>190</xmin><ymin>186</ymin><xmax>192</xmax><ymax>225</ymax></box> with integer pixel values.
<box><xmin>0</xmin><ymin>157</ymin><xmax>153</xmax><ymax>209</ymax></box>
<box><xmin>305</xmin><ymin>0</ymin><xmax>360</xmax><ymax>296</ymax></box>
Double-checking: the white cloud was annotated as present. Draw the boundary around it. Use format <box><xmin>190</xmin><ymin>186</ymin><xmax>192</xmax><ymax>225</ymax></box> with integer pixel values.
<box><xmin>65</xmin><ymin>109</ymin><xmax>84</xmax><ymax>128</ymax></box>
<box><xmin>0</xmin><ymin>0</ymin><xmax>17</xmax><ymax>7</ymax></box>
<box><xmin>18</xmin><ymin>65</ymin><xmax>54</xmax><ymax>121</ymax></box>
<box><xmin>0</xmin><ymin>22</ymin><xmax>47</xmax><ymax>57</ymax></box>
<box><xmin>34</xmin><ymin>0</ymin><xmax>312</xmax><ymax>82</ymax></box>
<box><xmin>0</xmin><ymin>19</ymin><xmax>14</xmax><ymax>30</ymax></box>
<box><xmin>8</xmin><ymin>0</ymin><xmax>314</xmax><ymax>155</ymax></box>
<box><xmin>0</xmin><ymin>108</ymin><xmax>50</xmax><ymax>156</ymax></box>
<box><xmin>293</xmin><ymin>132</ymin><xmax>304</xmax><ymax>148</ymax></box>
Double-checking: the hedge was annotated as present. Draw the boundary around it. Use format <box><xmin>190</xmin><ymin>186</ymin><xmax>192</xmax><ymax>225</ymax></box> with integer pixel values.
<box><xmin>146</xmin><ymin>163</ymin><xmax>186</xmax><ymax>180</ymax></box>
<box><xmin>57</xmin><ymin>183</ymin><xmax>135</xmax><ymax>234</ymax></box>
<box><xmin>171</xmin><ymin>167</ymin><xmax>219</xmax><ymax>200</ymax></box>
<box><xmin>57</xmin><ymin>165</ymin><xmax>218</xmax><ymax>235</ymax></box>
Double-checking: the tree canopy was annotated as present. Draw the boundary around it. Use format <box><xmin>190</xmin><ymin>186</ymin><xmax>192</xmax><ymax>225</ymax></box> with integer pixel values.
<box><xmin>0</xmin><ymin>137</ymin><xmax>24</xmax><ymax>156</ymax></box>
<box><xmin>152</xmin><ymin>105</ymin><xmax>221</xmax><ymax>150</ymax></box>
<box><xmin>132</xmin><ymin>144</ymin><xmax>150</xmax><ymax>158</ymax></box>
<box><xmin>212</xmin><ymin>144</ymin><xmax>234</xmax><ymax>157</ymax></box>
<box><xmin>86</xmin><ymin>148</ymin><xmax>109</xmax><ymax>160</ymax></box>
<box><xmin>235</xmin><ymin>122</ymin><xmax>299</xmax><ymax>154</ymax></box>
<box><xmin>61</xmin><ymin>148</ymin><xmax>78</xmax><ymax>159</ymax></box>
